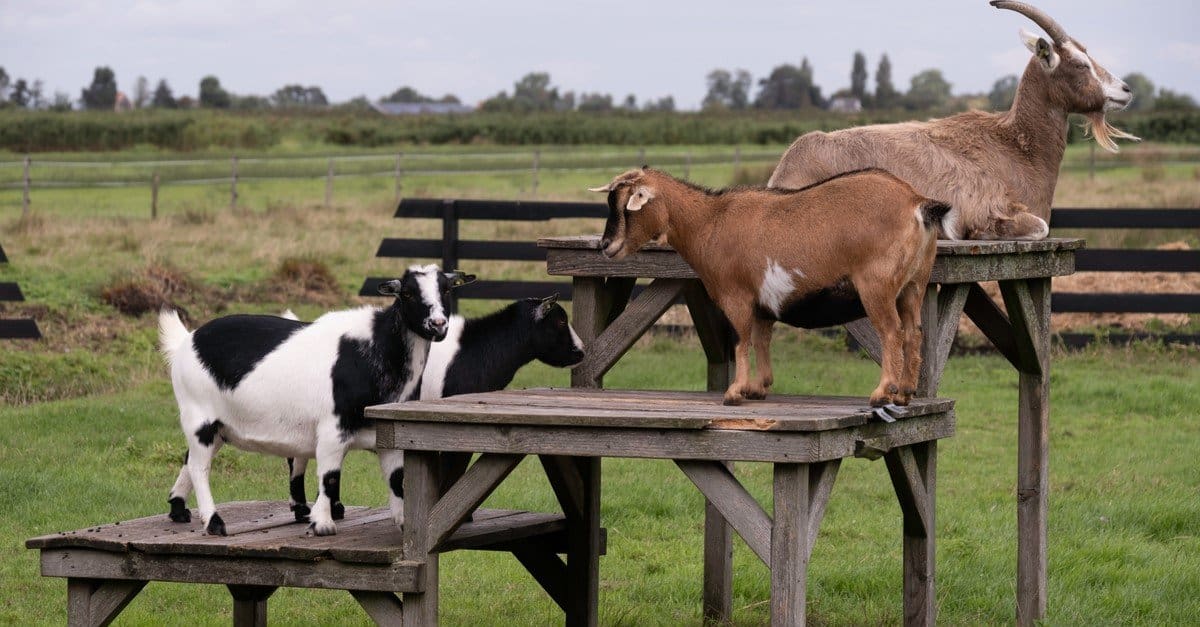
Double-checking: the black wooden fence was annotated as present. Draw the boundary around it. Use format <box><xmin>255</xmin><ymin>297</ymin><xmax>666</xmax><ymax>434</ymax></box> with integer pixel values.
<box><xmin>0</xmin><ymin>242</ymin><xmax>41</xmax><ymax>340</ymax></box>
<box><xmin>362</xmin><ymin>200</ymin><xmax>1199</xmax><ymax>344</ymax></box>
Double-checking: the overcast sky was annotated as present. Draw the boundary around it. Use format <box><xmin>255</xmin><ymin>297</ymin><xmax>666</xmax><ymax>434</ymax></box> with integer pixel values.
<box><xmin>2</xmin><ymin>0</ymin><xmax>1198</xmax><ymax>110</ymax></box>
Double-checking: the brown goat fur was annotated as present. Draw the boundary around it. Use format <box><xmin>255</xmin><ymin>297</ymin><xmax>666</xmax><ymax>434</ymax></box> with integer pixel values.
<box><xmin>593</xmin><ymin>167</ymin><xmax>948</xmax><ymax>407</ymax></box>
<box><xmin>768</xmin><ymin>1</ymin><xmax>1135</xmax><ymax>241</ymax></box>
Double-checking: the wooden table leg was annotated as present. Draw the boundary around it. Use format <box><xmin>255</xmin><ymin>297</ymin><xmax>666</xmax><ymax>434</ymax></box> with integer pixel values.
<box><xmin>66</xmin><ymin>578</ymin><xmax>146</xmax><ymax>627</ymax></box>
<box><xmin>885</xmin><ymin>443</ymin><xmax>937</xmax><ymax>626</ymax></box>
<box><xmin>570</xmin><ymin>277</ymin><xmax>635</xmax><ymax>388</ymax></box>
<box><xmin>1001</xmin><ymin>278</ymin><xmax>1051</xmax><ymax>625</ymax></box>
<box><xmin>228</xmin><ymin>585</ymin><xmax>277</xmax><ymax>627</ymax></box>
<box><xmin>771</xmin><ymin>463</ymin><xmax>811</xmax><ymax>626</ymax></box>
<box><xmin>402</xmin><ymin>450</ymin><xmax>441</xmax><ymax>627</ymax></box>
<box><xmin>565</xmin><ymin>456</ymin><xmax>601</xmax><ymax>627</ymax></box>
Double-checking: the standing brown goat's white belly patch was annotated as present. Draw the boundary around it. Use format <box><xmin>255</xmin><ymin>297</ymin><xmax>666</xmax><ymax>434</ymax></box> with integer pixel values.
<box><xmin>759</xmin><ymin>259</ymin><xmax>805</xmax><ymax>317</ymax></box>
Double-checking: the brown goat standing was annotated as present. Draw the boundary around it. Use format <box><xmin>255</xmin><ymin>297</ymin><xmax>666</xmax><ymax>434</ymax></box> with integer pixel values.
<box><xmin>593</xmin><ymin>167</ymin><xmax>949</xmax><ymax>409</ymax></box>
<box><xmin>769</xmin><ymin>1</ymin><xmax>1136</xmax><ymax>241</ymax></box>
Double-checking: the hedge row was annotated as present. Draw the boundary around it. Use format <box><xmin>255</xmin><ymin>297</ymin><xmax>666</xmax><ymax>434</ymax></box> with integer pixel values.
<box><xmin>1</xmin><ymin>109</ymin><xmax>1197</xmax><ymax>152</ymax></box>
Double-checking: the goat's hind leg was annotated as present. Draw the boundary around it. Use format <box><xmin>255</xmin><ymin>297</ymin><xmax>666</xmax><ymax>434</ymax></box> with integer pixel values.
<box><xmin>745</xmin><ymin>317</ymin><xmax>775</xmax><ymax>400</ymax></box>
<box><xmin>287</xmin><ymin>457</ymin><xmax>311</xmax><ymax>522</ymax></box>
<box><xmin>895</xmin><ymin>282</ymin><xmax>926</xmax><ymax>406</ymax></box>
<box><xmin>183</xmin><ymin>423</ymin><xmax>226</xmax><ymax>535</ymax></box>
<box><xmin>309</xmin><ymin>435</ymin><xmax>351</xmax><ymax>536</ymax></box>
<box><xmin>857</xmin><ymin>284</ymin><xmax>905</xmax><ymax>408</ymax></box>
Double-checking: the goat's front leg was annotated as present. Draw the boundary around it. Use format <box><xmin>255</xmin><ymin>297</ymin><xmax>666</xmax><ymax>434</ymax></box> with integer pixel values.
<box><xmin>309</xmin><ymin>435</ymin><xmax>351</xmax><ymax>536</ymax></box>
<box><xmin>378</xmin><ymin>449</ymin><xmax>405</xmax><ymax>528</ymax></box>
<box><xmin>746</xmin><ymin>317</ymin><xmax>775</xmax><ymax>400</ymax></box>
<box><xmin>287</xmin><ymin>457</ymin><xmax>310</xmax><ymax>522</ymax></box>
<box><xmin>720</xmin><ymin>301</ymin><xmax>756</xmax><ymax>406</ymax></box>
<box><xmin>858</xmin><ymin>286</ymin><xmax>905</xmax><ymax>408</ymax></box>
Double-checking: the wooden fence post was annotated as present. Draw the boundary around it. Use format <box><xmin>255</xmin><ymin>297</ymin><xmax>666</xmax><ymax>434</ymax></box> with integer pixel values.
<box><xmin>532</xmin><ymin>150</ymin><xmax>540</xmax><ymax>199</ymax></box>
<box><xmin>22</xmin><ymin>155</ymin><xmax>31</xmax><ymax>218</ymax></box>
<box><xmin>230</xmin><ymin>155</ymin><xmax>239</xmax><ymax>210</ymax></box>
<box><xmin>395</xmin><ymin>152</ymin><xmax>404</xmax><ymax>202</ymax></box>
<box><xmin>151</xmin><ymin>172</ymin><xmax>159</xmax><ymax>219</ymax></box>
<box><xmin>326</xmin><ymin>158</ymin><xmax>335</xmax><ymax>208</ymax></box>
<box><xmin>441</xmin><ymin>199</ymin><xmax>459</xmax><ymax>314</ymax></box>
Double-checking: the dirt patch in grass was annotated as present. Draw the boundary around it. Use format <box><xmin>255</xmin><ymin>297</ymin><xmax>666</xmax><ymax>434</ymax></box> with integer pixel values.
<box><xmin>259</xmin><ymin>256</ymin><xmax>344</xmax><ymax>306</ymax></box>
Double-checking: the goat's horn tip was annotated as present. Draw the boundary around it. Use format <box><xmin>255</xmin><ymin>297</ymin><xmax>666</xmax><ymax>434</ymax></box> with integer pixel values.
<box><xmin>587</xmin><ymin>186</ymin><xmax>609</xmax><ymax>193</ymax></box>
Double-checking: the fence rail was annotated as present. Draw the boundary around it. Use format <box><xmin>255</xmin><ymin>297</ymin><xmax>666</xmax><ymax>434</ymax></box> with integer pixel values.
<box><xmin>363</xmin><ymin>200</ymin><xmax>1199</xmax><ymax>346</ymax></box>
<box><xmin>0</xmin><ymin>242</ymin><xmax>42</xmax><ymax>340</ymax></box>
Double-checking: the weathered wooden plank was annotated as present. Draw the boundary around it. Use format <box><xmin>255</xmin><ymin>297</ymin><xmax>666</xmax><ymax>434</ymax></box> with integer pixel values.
<box><xmin>402</xmin><ymin>451</ymin><xmax>441</xmax><ymax>625</ymax></box>
<box><xmin>565</xmin><ymin>456</ymin><xmax>601</xmax><ymax>627</ymax></box>
<box><xmin>916</xmin><ymin>287</ymin><xmax>940</xmax><ymax>397</ymax></box>
<box><xmin>844</xmin><ymin>317</ymin><xmax>883</xmax><ymax>365</ymax></box>
<box><xmin>887</xmin><ymin>443</ymin><xmax>937</xmax><ymax>627</ymax></box>
<box><xmin>66</xmin><ymin>579</ymin><xmax>146</xmax><ymax>627</ymax></box>
<box><xmin>538</xmin><ymin>235</ymin><xmax>1085</xmax><ymax>256</ymax></box>
<box><xmin>350</xmin><ymin>590</ymin><xmax>405</xmax><ymax>626</ymax></box>
<box><xmin>702</xmin><ymin>468</ymin><xmax>734</xmax><ymax>625</ymax></box>
<box><xmin>683</xmin><ymin>280</ymin><xmax>734</xmax><ymax>392</ymax></box>
<box><xmin>540</xmin><ymin>455</ymin><xmax>586</xmax><ymax>522</ymax></box>
<box><xmin>884</xmin><ymin>447</ymin><xmax>931</xmax><ymax>538</ymax></box>
<box><xmin>675</xmin><ymin>460</ymin><xmax>773</xmax><ymax>566</ymax></box>
<box><xmin>931</xmin><ymin>251</ymin><xmax>1076</xmax><ymax>283</ymax></box>
<box><xmin>572</xmin><ymin>278</ymin><xmax>687</xmax><ymax>385</ymax></box>
<box><xmin>427</xmin><ymin>453</ymin><xmax>524</xmax><ymax>551</ymax></box>
<box><xmin>1016</xmin><ymin>278</ymin><xmax>1051</xmax><ymax>626</ymax></box>
<box><xmin>382</xmin><ymin>413</ymin><xmax>954</xmax><ymax>464</ymax></box>
<box><xmin>929</xmin><ymin>284</ymin><xmax>971</xmax><ymax>391</ymax></box>
<box><xmin>771</xmin><ymin>463</ymin><xmax>810</xmax><ymax>627</ymax></box>
<box><xmin>438</xmin><ymin>512</ymin><xmax>567</xmax><ymax>552</ymax></box>
<box><xmin>44</xmin><ymin>549</ymin><xmax>424</xmax><ymax>592</ymax></box>
<box><xmin>569</xmin><ymin>277</ymin><xmax>635</xmax><ymax>388</ymax></box>
<box><xmin>545</xmin><ymin>247</ymin><xmax>698</xmax><ymax>279</ymax></box>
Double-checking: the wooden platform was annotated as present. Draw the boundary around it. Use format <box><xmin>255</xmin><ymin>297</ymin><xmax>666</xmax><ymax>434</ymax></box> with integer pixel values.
<box><xmin>27</xmin><ymin>501</ymin><xmax>597</xmax><ymax>626</ymax></box>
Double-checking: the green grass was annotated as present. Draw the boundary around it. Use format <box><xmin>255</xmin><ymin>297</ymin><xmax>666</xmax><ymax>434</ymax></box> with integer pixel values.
<box><xmin>2</xmin><ymin>334</ymin><xmax>1198</xmax><ymax>625</ymax></box>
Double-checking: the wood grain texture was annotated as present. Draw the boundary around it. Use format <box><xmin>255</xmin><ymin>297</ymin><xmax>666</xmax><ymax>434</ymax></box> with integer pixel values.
<box><xmin>229</xmin><ymin>584</ymin><xmax>275</xmax><ymax>627</ymax></box>
<box><xmin>426</xmin><ymin>453</ymin><xmax>523</xmax><ymax>551</ymax></box>
<box><xmin>66</xmin><ymin>579</ymin><xmax>146</xmax><ymax>627</ymax></box>
<box><xmin>1015</xmin><ymin>278</ymin><xmax>1051</xmax><ymax>626</ymax></box>
<box><xmin>963</xmin><ymin>282</ymin><xmax>1022</xmax><ymax>370</ymax></box>
<box><xmin>350</xmin><ymin>591</ymin><xmax>404</xmax><ymax>626</ymax></box>
<box><xmin>402</xmin><ymin>451</ymin><xmax>440</xmax><ymax>626</ymax></box>
<box><xmin>771</xmin><ymin>464</ymin><xmax>810</xmax><ymax>627</ymax></box>
<box><xmin>675</xmin><ymin>460</ymin><xmax>773</xmax><ymax>566</ymax></box>
<box><xmin>573</xmin><ymin>279</ymin><xmax>686</xmax><ymax>384</ymax></box>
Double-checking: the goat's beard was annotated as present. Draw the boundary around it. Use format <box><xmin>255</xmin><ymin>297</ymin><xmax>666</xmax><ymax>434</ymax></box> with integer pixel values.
<box><xmin>1082</xmin><ymin>112</ymin><xmax>1140</xmax><ymax>153</ymax></box>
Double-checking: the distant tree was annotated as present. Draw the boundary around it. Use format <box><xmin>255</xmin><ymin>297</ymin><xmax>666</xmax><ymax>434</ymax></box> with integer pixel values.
<box><xmin>643</xmin><ymin>95</ymin><xmax>676</xmax><ymax>112</ymax></box>
<box><xmin>50</xmin><ymin>91</ymin><xmax>73</xmax><ymax>112</ymax></box>
<box><xmin>850</xmin><ymin>51</ymin><xmax>869</xmax><ymax>103</ymax></box>
<box><xmin>30</xmin><ymin>79</ymin><xmax>45</xmax><ymax>109</ymax></box>
<box><xmin>199</xmin><ymin>75</ymin><xmax>232</xmax><ymax>108</ymax></box>
<box><xmin>9</xmin><ymin>79</ymin><xmax>30</xmax><ymax>107</ymax></box>
<box><xmin>383</xmin><ymin>86</ymin><xmax>434</xmax><ymax>103</ymax></box>
<box><xmin>177</xmin><ymin>95</ymin><xmax>196</xmax><ymax>109</ymax></box>
<box><xmin>874</xmin><ymin>54</ymin><xmax>899</xmax><ymax>109</ymax></box>
<box><xmin>1122</xmin><ymin>73</ymin><xmax>1155</xmax><ymax>111</ymax></box>
<box><xmin>622</xmin><ymin>94</ymin><xmax>637</xmax><ymax>111</ymax></box>
<box><xmin>133</xmin><ymin>76</ymin><xmax>150</xmax><ymax>108</ymax></box>
<box><xmin>703</xmin><ymin>69</ymin><xmax>752</xmax><ymax>110</ymax></box>
<box><xmin>152</xmin><ymin>79</ymin><xmax>177</xmax><ymax>108</ymax></box>
<box><xmin>988</xmin><ymin>74</ymin><xmax>1019</xmax><ymax>110</ymax></box>
<box><xmin>232</xmin><ymin>95</ymin><xmax>271</xmax><ymax>110</ymax></box>
<box><xmin>1155</xmin><ymin>87</ymin><xmax>1198</xmax><ymax>110</ymax></box>
<box><xmin>905</xmin><ymin>69</ymin><xmax>951</xmax><ymax>110</ymax></box>
<box><xmin>81</xmin><ymin>66</ymin><xmax>118</xmax><ymax>110</ymax></box>
<box><xmin>577</xmin><ymin>92</ymin><xmax>614</xmax><ymax>112</ymax></box>
<box><xmin>756</xmin><ymin>59</ymin><xmax>823</xmax><ymax>110</ymax></box>
<box><xmin>483</xmin><ymin>72</ymin><xmax>565</xmax><ymax>112</ymax></box>
<box><xmin>271</xmin><ymin>84</ymin><xmax>327</xmax><ymax>107</ymax></box>
<box><xmin>338</xmin><ymin>95</ymin><xmax>375</xmax><ymax>111</ymax></box>
<box><xmin>0</xmin><ymin>67</ymin><xmax>9</xmax><ymax>102</ymax></box>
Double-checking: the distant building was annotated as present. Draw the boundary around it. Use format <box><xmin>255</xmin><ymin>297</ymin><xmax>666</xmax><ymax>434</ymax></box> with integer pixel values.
<box><xmin>371</xmin><ymin>102</ymin><xmax>474</xmax><ymax>115</ymax></box>
<box><xmin>114</xmin><ymin>91</ymin><xmax>133</xmax><ymax>112</ymax></box>
<box><xmin>827</xmin><ymin>96</ymin><xmax>862</xmax><ymax>113</ymax></box>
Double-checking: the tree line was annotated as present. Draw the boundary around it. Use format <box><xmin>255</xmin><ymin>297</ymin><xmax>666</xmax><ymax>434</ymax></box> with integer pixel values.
<box><xmin>0</xmin><ymin>54</ymin><xmax>1196</xmax><ymax>115</ymax></box>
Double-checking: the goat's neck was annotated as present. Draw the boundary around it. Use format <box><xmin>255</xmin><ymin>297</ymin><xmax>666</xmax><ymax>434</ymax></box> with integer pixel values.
<box><xmin>374</xmin><ymin>305</ymin><xmax>426</xmax><ymax>368</ymax></box>
<box><xmin>455</xmin><ymin>306</ymin><xmax>535</xmax><ymax>391</ymax></box>
<box><xmin>662</xmin><ymin>183</ymin><xmax>719</xmax><ymax>264</ymax></box>
<box><xmin>1001</xmin><ymin>60</ymin><xmax>1070</xmax><ymax>165</ymax></box>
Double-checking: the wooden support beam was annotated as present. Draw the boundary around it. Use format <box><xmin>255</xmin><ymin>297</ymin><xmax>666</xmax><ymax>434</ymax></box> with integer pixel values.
<box><xmin>844</xmin><ymin>317</ymin><xmax>883</xmax><ymax>365</ymax></box>
<box><xmin>540</xmin><ymin>455</ymin><xmax>585</xmax><ymax>522</ymax></box>
<box><xmin>885</xmin><ymin>442</ymin><xmax>937</xmax><ymax>626</ymax></box>
<box><xmin>564</xmin><ymin>457</ymin><xmax>601</xmax><ymax>627</ymax></box>
<box><xmin>884</xmin><ymin>447</ymin><xmax>932</xmax><ymax>538</ymax></box>
<box><xmin>570</xmin><ymin>277</ymin><xmax>636</xmax><ymax>387</ymax></box>
<box><xmin>998</xmin><ymin>280</ymin><xmax>1046</xmax><ymax>376</ymax></box>
<box><xmin>66</xmin><ymin>579</ymin><xmax>146</xmax><ymax>627</ymax></box>
<box><xmin>427</xmin><ymin>453</ymin><xmax>524</xmax><ymax>551</ymax></box>
<box><xmin>228</xmin><ymin>585</ymin><xmax>276</xmax><ymax>627</ymax></box>
<box><xmin>402</xmin><ymin>451</ymin><xmax>441</xmax><ymax>626</ymax></box>
<box><xmin>350</xmin><ymin>590</ymin><xmax>405</xmax><ymax>626</ymax></box>
<box><xmin>804</xmin><ymin>460</ymin><xmax>841</xmax><ymax>562</ymax></box>
<box><xmin>573</xmin><ymin>278</ymin><xmax>686</xmax><ymax>385</ymax></box>
<box><xmin>928</xmin><ymin>284</ymin><xmax>971</xmax><ymax>391</ymax></box>
<box><xmin>1015</xmin><ymin>278</ymin><xmax>1051</xmax><ymax>625</ymax></box>
<box><xmin>683</xmin><ymin>280</ymin><xmax>734</xmax><ymax>392</ymax></box>
<box><xmin>771</xmin><ymin>463</ymin><xmax>811</xmax><ymax>626</ymax></box>
<box><xmin>512</xmin><ymin>545</ymin><xmax>570</xmax><ymax>612</ymax></box>
<box><xmin>963</xmin><ymin>282</ymin><xmax>1023</xmax><ymax>370</ymax></box>
<box><xmin>675</xmin><ymin>460</ymin><xmax>773</xmax><ymax>566</ymax></box>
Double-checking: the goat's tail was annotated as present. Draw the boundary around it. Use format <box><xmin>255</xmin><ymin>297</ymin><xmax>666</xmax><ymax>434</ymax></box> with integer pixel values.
<box><xmin>919</xmin><ymin>199</ymin><xmax>953</xmax><ymax>231</ymax></box>
<box><xmin>158</xmin><ymin>309</ymin><xmax>191</xmax><ymax>360</ymax></box>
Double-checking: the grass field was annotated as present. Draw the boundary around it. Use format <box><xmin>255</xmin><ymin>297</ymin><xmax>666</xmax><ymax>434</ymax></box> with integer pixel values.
<box><xmin>1</xmin><ymin>141</ymin><xmax>1198</xmax><ymax>624</ymax></box>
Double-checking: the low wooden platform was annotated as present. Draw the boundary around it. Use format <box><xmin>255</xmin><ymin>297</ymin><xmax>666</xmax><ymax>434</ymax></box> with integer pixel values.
<box><xmin>27</xmin><ymin>500</ymin><xmax>598</xmax><ymax>626</ymax></box>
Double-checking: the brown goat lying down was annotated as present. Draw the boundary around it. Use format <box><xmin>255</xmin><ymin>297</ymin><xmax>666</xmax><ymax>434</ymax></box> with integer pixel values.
<box><xmin>592</xmin><ymin>167</ymin><xmax>949</xmax><ymax>409</ymax></box>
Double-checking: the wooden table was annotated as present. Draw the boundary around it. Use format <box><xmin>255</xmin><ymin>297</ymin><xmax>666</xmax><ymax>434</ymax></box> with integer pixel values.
<box><xmin>368</xmin><ymin>388</ymin><xmax>955</xmax><ymax>626</ymax></box>
<box><xmin>538</xmin><ymin>235</ymin><xmax>1081</xmax><ymax>625</ymax></box>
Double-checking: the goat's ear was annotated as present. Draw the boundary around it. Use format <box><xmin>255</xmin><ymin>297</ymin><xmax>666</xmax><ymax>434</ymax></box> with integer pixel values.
<box><xmin>377</xmin><ymin>280</ymin><xmax>402</xmax><ymax>296</ymax></box>
<box><xmin>625</xmin><ymin>185</ymin><xmax>653</xmax><ymax>212</ymax></box>
<box><xmin>1021</xmin><ymin>28</ymin><xmax>1060</xmax><ymax>71</ymax></box>
<box><xmin>534</xmin><ymin>293</ymin><xmax>559</xmax><ymax>320</ymax></box>
<box><xmin>446</xmin><ymin>271</ymin><xmax>477</xmax><ymax>288</ymax></box>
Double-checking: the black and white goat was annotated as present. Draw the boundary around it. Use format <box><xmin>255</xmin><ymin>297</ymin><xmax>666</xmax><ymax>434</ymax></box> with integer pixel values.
<box><xmin>282</xmin><ymin>294</ymin><xmax>586</xmax><ymax>519</ymax></box>
<box><xmin>159</xmin><ymin>265</ymin><xmax>474</xmax><ymax>536</ymax></box>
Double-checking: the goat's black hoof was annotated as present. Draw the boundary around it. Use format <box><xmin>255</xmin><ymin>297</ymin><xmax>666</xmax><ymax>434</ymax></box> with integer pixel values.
<box><xmin>168</xmin><ymin>497</ymin><xmax>191</xmax><ymax>523</ymax></box>
<box><xmin>206</xmin><ymin>513</ymin><xmax>227</xmax><ymax>536</ymax></box>
<box><xmin>332</xmin><ymin>502</ymin><xmax>345</xmax><ymax>520</ymax></box>
<box><xmin>291</xmin><ymin>503</ymin><xmax>311</xmax><ymax>522</ymax></box>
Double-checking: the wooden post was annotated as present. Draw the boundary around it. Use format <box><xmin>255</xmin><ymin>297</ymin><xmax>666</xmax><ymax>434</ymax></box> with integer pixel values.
<box><xmin>532</xmin><ymin>149</ymin><xmax>540</xmax><ymax>199</ymax></box>
<box><xmin>230</xmin><ymin>155</ymin><xmax>239</xmax><ymax>210</ymax></box>
<box><xmin>325</xmin><ymin>158</ymin><xmax>334</xmax><ymax>208</ymax></box>
<box><xmin>151</xmin><ymin>172</ymin><xmax>159</xmax><ymax>219</ymax></box>
<box><xmin>402</xmin><ymin>450</ymin><xmax>441</xmax><ymax>626</ymax></box>
<box><xmin>1014</xmin><ymin>277</ymin><xmax>1051</xmax><ymax>625</ymax></box>
<box><xmin>771</xmin><ymin>463</ymin><xmax>810</xmax><ymax>626</ymax></box>
<box><xmin>22</xmin><ymin>155</ymin><xmax>31</xmax><ymax>218</ymax></box>
<box><xmin>441</xmin><ymin>200</ymin><xmax>459</xmax><ymax>314</ymax></box>
<box><xmin>395</xmin><ymin>152</ymin><xmax>404</xmax><ymax>202</ymax></box>
<box><xmin>564</xmin><ymin>456</ymin><xmax>601</xmax><ymax>627</ymax></box>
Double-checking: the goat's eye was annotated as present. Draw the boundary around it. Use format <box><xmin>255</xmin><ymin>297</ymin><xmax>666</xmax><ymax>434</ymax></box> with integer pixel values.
<box><xmin>400</xmin><ymin>291</ymin><xmax>413</xmax><ymax>300</ymax></box>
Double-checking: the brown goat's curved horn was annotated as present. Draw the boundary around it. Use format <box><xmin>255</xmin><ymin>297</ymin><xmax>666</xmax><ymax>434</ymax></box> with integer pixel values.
<box><xmin>990</xmin><ymin>0</ymin><xmax>1068</xmax><ymax>43</ymax></box>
